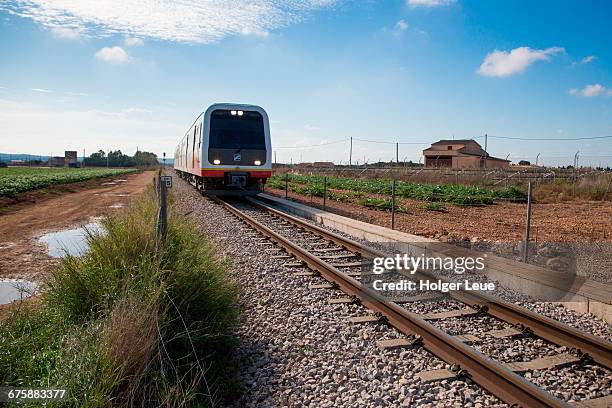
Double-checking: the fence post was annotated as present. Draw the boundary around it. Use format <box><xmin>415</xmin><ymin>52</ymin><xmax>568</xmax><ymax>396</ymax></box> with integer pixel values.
<box><xmin>285</xmin><ymin>173</ymin><xmax>288</xmax><ymax>199</ymax></box>
<box><xmin>323</xmin><ymin>176</ymin><xmax>327</xmax><ymax>210</ymax></box>
<box><xmin>391</xmin><ymin>179</ymin><xmax>396</xmax><ymax>230</ymax></box>
<box><xmin>157</xmin><ymin>176</ymin><xmax>168</xmax><ymax>240</ymax></box>
<box><xmin>523</xmin><ymin>182</ymin><xmax>532</xmax><ymax>263</ymax></box>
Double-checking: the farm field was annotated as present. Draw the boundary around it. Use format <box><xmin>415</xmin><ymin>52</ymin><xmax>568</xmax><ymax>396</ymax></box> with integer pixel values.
<box><xmin>266</xmin><ymin>173</ymin><xmax>527</xmax><ymax>206</ymax></box>
<box><xmin>265</xmin><ymin>174</ymin><xmax>612</xmax><ymax>244</ymax></box>
<box><xmin>0</xmin><ymin>167</ymin><xmax>138</xmax><ymax>197</ymax></box>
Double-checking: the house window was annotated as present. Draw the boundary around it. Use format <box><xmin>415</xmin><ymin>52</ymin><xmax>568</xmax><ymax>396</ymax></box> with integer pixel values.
<box><xmin>447</xmin><ymin>146</ymin><xmax>453</xmax><ymax>150</ymax></box>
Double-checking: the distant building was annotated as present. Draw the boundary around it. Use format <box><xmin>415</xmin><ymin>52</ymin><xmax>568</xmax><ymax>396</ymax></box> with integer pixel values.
<box><xmin>312</xmin><ymin>161</ymin><xmax>334</xmax><ymax>168</ymax></box>
<box><xmin>423</xmin><ymin>140</ymin><xmax>510</xmax><ymax>169</ymax></box>
<box><xmin>65</xmin><ymin>151</ymin><xmax>79</xmax><ymax>167</ymax></box>
<box><xmin>48</xmin><ymin>156</ymin><xmax>66</xmax><ymax>167</ymax></box>
<box><xmin>48</xmin><ymin>151</ymin><xmax>80</xmax><ymax>168</ymax></box>
<box><xmin>294</xmin><ymin>161</ymin><xmax>335</xmax><ymax>169</ymax></box>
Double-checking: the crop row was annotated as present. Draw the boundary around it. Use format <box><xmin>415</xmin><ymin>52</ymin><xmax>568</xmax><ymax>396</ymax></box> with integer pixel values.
<box><xmin>267</xmin><ymin>173</ymin><xmax>527</xmax><ymax>206</ymax></box>
<box><xmin>0</xmin><ymin>168</ymin><xmax>138</xmax><ymax>197</ymax></box>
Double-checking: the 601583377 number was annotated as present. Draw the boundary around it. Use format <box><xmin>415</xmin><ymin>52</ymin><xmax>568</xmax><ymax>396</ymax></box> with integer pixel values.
<box><xmin>0</xmin><ymin>388</ymin><xmax>67</xmax><ymax>402</ymax></box>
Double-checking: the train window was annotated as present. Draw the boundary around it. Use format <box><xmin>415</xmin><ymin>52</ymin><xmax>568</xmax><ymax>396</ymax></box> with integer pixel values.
<box><xmin>209</xmin><ymin>109</ymin><xmax>265</xmax><ymax>150</ymax></box>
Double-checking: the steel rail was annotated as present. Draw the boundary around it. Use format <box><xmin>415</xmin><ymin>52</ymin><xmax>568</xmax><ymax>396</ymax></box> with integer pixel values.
<box><xmin>215</xmin><ymin>196</ymin><xmax>570</xmax><ymax>408</ymax></box>
<box><xmin>246</xmin><ymin>196</ymin><xmax>612</xmax><ymax>370</ymax></box>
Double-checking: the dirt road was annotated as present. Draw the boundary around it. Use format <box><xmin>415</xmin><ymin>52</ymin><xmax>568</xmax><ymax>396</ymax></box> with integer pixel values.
<box><xmin>0</xmin><ymin>171</ymin><xmax>154</xmax><ymax>282</ymax></box>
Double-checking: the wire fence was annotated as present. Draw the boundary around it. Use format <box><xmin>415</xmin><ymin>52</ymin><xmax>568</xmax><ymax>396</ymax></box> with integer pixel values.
<box><xmin>272</xmin><ymin>135</ymin><xmax>612</xmax><ymax>169</ymax></box>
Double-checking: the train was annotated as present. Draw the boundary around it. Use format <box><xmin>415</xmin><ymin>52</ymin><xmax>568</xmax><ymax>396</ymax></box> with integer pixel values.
<box><xmin>174</xmin><ymin>103</ymin><xmax>272</xmax><ymax>195</ymax></box>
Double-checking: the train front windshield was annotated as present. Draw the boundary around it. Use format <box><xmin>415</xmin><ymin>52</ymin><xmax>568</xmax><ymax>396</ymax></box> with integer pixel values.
<box><xmin>209</xmin><ymin>110</ymin><xmax>265</xmax><ymax>150</ymax></box>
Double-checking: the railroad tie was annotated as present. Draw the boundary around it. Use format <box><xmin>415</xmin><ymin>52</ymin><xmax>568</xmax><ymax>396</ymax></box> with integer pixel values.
<box><xmin>453</xmin><ymin>334</ymin><xmax>482</xmax><ymax>343</ymax></box>
<box><xmin>504</xmin><ymin>353</ymin><xmax>580</xmax><ymax>373</ymax></box>
<box><xmin>328</xmin><ymin>297</ymin><xmax>355</xmax><ymax>305</ymax></box>
<box><xmin>319</xmin><ymin>254</ymin><xmax>355</xmax><ymax>260</ymax></box>
<box><xmin>485</xmin><ymin>327</ymin><xmax>522</xmax><ymax>339</ymax></box>
<box><xmin>309</xmin><ymin>283</ymin><xmax>334</xmax><ymax>289</ymax></box>
<box><xmin>422</xmin><ymin>308</ymin><xmax>478</xmax><ymax>320</ymax></box>
<box><xmin>416</xmin><ymin>368</ymin><xmax>457</xmax><ymax>383</ymax></box>
<box><xmin>573</xmin><ymin>394</ymin><xmax>612</xmax><ymax>408</ymax></box>
<box><xmin>312</xmin><ymin>247</ymin><xmax>344</xmax><ymax>253</ymax></box>
<box><xmin>283</xmin><ymin>262</ymin><xmax>304</xmax><ymax>267</ymax></box>
<box><xmin>391</xmin><ymin>292</ymin><xmax>444</xmax><ymax>304</ymax></box>
<box><xmin>293</xmin><ymin>271</ymin><xmax>316</xmax><ymax>277</ymax></box>
<box><xmin>332</xmin><ymin>261</ymin><xmax>373</xmax><ymax>268</ymax></box>
<box><xmin>376</xmin><ymin>338</ymin><xmax>420</xmax><ymax>351</ymax></box>
<box><xmin>348</xmin><ymin>315</ymin><xmax>380</xmax><ymax>324</ymax></box>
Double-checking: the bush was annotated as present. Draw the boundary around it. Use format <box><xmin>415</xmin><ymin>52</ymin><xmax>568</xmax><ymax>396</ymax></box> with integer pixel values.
<box><xmin>0</xmin><ymin>188</ymin><xmax>237</xmax><ymax>407</ymax></box>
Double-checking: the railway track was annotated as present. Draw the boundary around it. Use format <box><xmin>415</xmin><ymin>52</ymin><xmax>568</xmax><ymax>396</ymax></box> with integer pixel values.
<box><xmin>211</xmin><ymin>195</ymin><xmax>612</xmax><ymax>408</ymax></box>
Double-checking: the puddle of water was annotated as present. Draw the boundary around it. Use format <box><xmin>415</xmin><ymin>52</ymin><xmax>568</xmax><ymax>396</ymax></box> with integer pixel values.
<box><xmin>39</xmin><ymin>222</ymin><xmax>103</xmax><ymax>258</ymax></box>
<box><xmin>101</xmin><ymin>182</ymin><xmax>117</xmax><ymax>186</ymax></box>
<box><xmin>114</xmin><ymin>179</ymin><xmax>128</xmax><ymax>182</ymax></box>
<box><xmin>0</xmin><ymin>280</ymin><xmax>36</xmax><ymax>304</ymax></box>
<box><xmin>109</xmin><ymin>203</ymin><xmax>124</xmax><ymax>209</ymax></box>
<box><xmin>116</xmin><ymin>193</ymin><xmax>130</xmax><ymax>197</ymax></box>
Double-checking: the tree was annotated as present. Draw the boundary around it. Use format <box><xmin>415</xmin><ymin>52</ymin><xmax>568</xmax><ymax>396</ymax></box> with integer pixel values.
<box><xmin>134</xmin><ymin>151</ymin><xmax>158</xmax><ymax>167</ymax></box>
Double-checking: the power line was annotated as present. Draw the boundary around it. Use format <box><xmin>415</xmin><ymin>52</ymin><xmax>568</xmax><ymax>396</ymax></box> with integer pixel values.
<box><xmin>487</xmin><ymin>135</ymin><xmax>612</xmax><ymax>141</ymax></box>
<box><xmin>275</xmin><ymin>138</ymin><xmax>350</xmax><ymax>149</ymax></box>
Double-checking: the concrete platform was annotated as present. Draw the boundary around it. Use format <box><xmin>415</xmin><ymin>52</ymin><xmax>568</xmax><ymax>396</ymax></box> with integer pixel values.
<box><xmin>258</xmin><ymin>193</ymin><xmax>612</xmax><ymax>323</ymax></box>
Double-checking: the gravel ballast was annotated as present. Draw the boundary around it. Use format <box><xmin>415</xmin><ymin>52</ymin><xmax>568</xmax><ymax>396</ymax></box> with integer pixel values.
<box><xmin>171</xmin><ymin>176</ymin><xmax>611</xmax><ymax>406</ymax></box>
<box><xmin>171</xmin><ymin>177</ymin><xmax>506</xmax><ymax>407</ymax></box>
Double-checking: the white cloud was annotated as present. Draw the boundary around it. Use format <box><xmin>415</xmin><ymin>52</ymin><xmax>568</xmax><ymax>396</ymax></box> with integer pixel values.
<box><xmin>579</xmin><ymin>55</ymin><xmax>596</xmax><ymax>65</ymax></box>
<box><xmin>51</xmin><ymin>25</ymin><xmax>82</xmax><ymax>39</ymax></box>
<box><xmin>95</xmin><ymin>46</ymin><xmax>130</xmax><ymax>63</ymax></box>
<box><xmin>393</xmin><ymin>19</ymin><xmax>408</xmax><ymax>36</ymax></box>
<box><xmin>569</xmin><ymin>84</ymin><xmax>607</xmax><ymax>97</ymax></box>
<box><xmin>3</xmin><ymin>0</ymin><xmax>339</xmax><ymax>44</ymax></box>
<box><xmin>407</xmin><ymin>0</ymin><xmax>455</xmax><ymax>7</ymax></box>
<box><xmin>0</xmin><ymin>98</ymin><xmax>181</xmax><ymax>155</ymax></box>
<box><xmin>30</xmin><ymin>88</ymin><xmax>53</xmax><ymax>93</ymax></box>
<box><xmin>478</xmin><ymin>46</ymin><xmax>564</xmax><ymax>77</ymax></box>
<box><xmin>124</xmin><ymin>37</ymin><xmax>143</xmax><ymax>46</ymax></box>
<box><xmin>65</xmin><ymin>91</ymin><xmax>89</xmax><ymax>97</ymax></box>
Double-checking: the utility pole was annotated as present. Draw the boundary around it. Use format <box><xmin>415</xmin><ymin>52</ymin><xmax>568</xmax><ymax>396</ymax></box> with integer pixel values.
<box><xmin>523</xmin><ymin>182</ymin><xmax>532</xmax><ymax>263</ymax></box>
<box><xmin>349</xmin><ymin>137</ymin><xmax>353</xmax><ymax>167</ymax></box>
<box><xmin>274</xmin><ymin>151</ymin><xmax>277</xmax><ymax>165</ymax></box>
<box><xmin>535</xmin><ymin>153</ymin><xmax>540</xmax><ymax>166</ymax></box>
<box><xmin>106</xmin><ymin>149</ymin><xmax>109</xmax><ymax>168</ymax></box>
<box><xmin>396</xmin><ymin>142</ymin><xmax>399</xmax><ymax>166</ymax></box>
<box><xmin>573</xmin><ymin>151</ymin><xmax>579</xmax><ymax>196</ymax></box>
<box><xmin>483</xmin><ymin>133</ymin><xmax>488</xmax><ymax>170</ymax></box>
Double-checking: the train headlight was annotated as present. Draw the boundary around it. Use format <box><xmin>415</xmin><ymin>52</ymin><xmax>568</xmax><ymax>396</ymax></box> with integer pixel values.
<box><xmin>213</xmin><ymin>159</ymin><xmax>221</xmax><ymax>165</ymax></box>
<box><xmin>230</xmin><ymin>110</ymin><xmax>237</xmax><ymax>116</ymax></box>
<box><xmin>254</xmin><ymin>160</ymin><xmax>261</xmax><ymax>166</ymax></box>
<box><xmin>237</xmin><ymin>110</ymin><xmax>244</xmax><ymax>116</ymax></box>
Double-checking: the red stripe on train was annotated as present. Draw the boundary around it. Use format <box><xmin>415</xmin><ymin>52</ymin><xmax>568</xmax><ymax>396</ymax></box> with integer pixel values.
<box><xmin>200</xmin><ymin>170</ymin><xmax>272</xmax><ymax>178</ymax></box>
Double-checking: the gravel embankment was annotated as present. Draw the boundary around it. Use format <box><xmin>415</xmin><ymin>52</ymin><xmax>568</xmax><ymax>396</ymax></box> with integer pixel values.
<box><xmin>229</xmin><ymin>201</ymin><xmax>612</xmax><ymax>402</ymax></box>
<box><xmin>171</xmin><ymin>177</ymin><xmax>505</xmax><ymax>407</ymax></box>
<box><xmin>266</xmin><ymin>207</ymin><xmax>612</xmax><ymax>342</ymax></box>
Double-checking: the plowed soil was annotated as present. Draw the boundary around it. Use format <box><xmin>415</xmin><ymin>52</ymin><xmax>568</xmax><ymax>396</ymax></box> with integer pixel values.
<box><xmin>265</xmin><ymin>188</ymin><xmax>612</xmax><ymax>244</ymax></box>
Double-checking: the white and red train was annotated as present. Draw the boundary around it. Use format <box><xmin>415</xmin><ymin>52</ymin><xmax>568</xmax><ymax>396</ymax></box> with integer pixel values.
<box><xmin>174</xmin><ymin>103</ymin><xmax>272</xmax><ymax>195</ymax></box>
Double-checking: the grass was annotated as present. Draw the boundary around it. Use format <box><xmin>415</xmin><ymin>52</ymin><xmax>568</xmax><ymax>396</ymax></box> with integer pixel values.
<box><xmin>0</xmin><ymin>186</ymin><xmax>238</xmax><ymax>407</ymax></box>
<box><xmin>359</xmin><ymin>197</ymin><xmax>409</xmax><ymax>213</ymax></box>
<box><xmin>419</xmin><ymin>202</ymin><xmax>448</xmax><ymax>212</ymax></box>
<box><xmin>267</xmin><ymin>173</ymin><xmax>527</xmax><ymax>206</ymax></box>
<box><xmin>0</xmin><ymin>167</ymin><xmax>138</xmax><ymax>197</ymax></box>
<box><xmin>534</xmin><ymin>174</ymin><xmax>612</xmax><ymax>202</ymax></box>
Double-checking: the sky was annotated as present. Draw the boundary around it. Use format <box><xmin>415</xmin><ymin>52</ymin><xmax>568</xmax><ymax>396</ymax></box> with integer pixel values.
<box><xmin>0</xmin><ymin>0</ymin><xmax>611</xmax><ymax>167</ymax></box>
